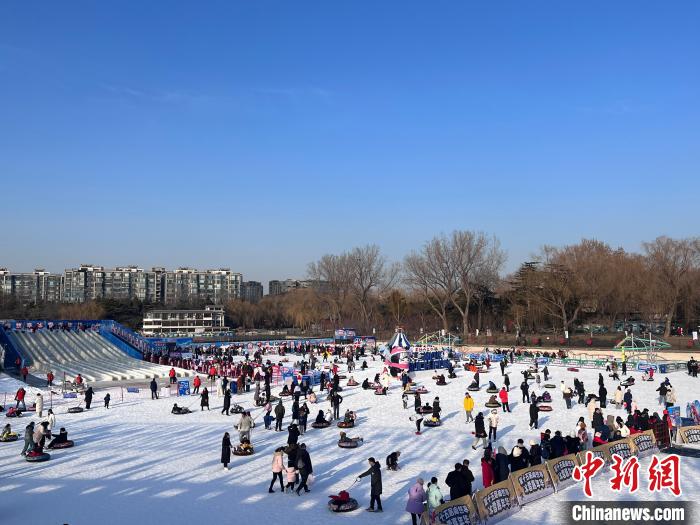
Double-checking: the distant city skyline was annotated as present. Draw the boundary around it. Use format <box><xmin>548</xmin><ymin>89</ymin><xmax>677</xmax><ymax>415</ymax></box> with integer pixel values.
<box><xmin>2</xmin><ymin>2</ymin><xmax>698</xmax><ymax>287</ymax></box>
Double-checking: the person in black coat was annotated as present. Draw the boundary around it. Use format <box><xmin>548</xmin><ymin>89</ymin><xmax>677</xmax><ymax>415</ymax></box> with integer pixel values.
<box><xmin>529</xmin><ymin>403</ymin><xmax>540</xmax><ymax>429</ymax></box>
<box><xmin>357</xmin><ymin>457</ymin><xmax>383</xmax><ymax>512</ymax></box>
<box><xmin>386</xmin><ymin>451</ymin><xmax>401</xmax><ymax>471</ymax></box>
<box><xmin>549</xmin><ymin>431</ymin><xmax>566</xmax><ymax>459</ymax></box>
<box><xmin>200</xmin><ymin>388</ymin><xmax>209</xmax><ymax>410</ymax></box>
<box><xmin>461</xmin><ymin>460</ymin><xmax>475</xmax><ymax>495</ymax></box>
<box><xmin>291</xmin><ymin>400</ymin><xmax>300</xmax><ymax>422</ymax></box>
<box><xmin>445</xmin><ymin>464</ymin><xmax>467</xmax><ymax>500</ymax></box>
<box><xmin>295</xmin><ymin>443</ymin><xmax>313</xmax><ymax>495</ymax></box>
<box><xmin>529</xmin><ymin>441</ymin><xmax>542</xmax><ymax>465</ymax></box>
<box><xmin>504</xmin><ymin>374</ymin><xmax>510</xmax><ymax>391</ymax></box>
<box><xmin>221</xmin><ymin>432</ymin><xmax>232</xmax><ymax>470</ymax></box>
<box><xmin>494</xmin><ymin>447</ymin><xmax>510</xmax><ymax>483</ymax></box>
<box><xmin>432</xmin><ymin>397</ymin><xmax>441</xmax><ymax>420</ymax></box>
<box><xmin>599</xmin><ymin>385</ymin><xmax>608</xmax><ymax>409</ymax></box>
<box><xmin>565</xmin><ymin>432</ymin><xmax>580</xmax><ymax>454</ymax></box>
<box><xmin>287</xmin><ymin>423</ymin><xmax>300</xmax><ymax>446</ymax></box>
<box><xmin>84</xmin><ymin>386</ymin><xmax>94</xmax><ymax>409</ymax></box>
<box><xmin>471</xmin><ymin>412</ymin><xmax>488</xmax><ymax>450</ymax></box>
<box><xmin>521</xmin><ymin>381</ymin><xmax>529</xmax><ymax>403</ymax></box>
<box><xmin>150</xmin><ymin>379</ymin><xmax>158</xmax><ymax>400</ymax></box>
<box><xmin>222</xmin><ymin>389</ymin><xmax>231</xmax><ymax>415</ymax></box>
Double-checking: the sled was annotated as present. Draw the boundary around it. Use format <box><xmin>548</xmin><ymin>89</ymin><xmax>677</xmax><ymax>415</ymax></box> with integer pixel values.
<box><xmin>486</xmin><ymin>388</ymin><xmax>499</xmax><ymax>394</ymax></box>
<box><xmin>25</xmin><ymin>451</ymin><xmax>50</xmax><ymax>462</ymax></box>
<box><xmin>467</xmin><ymin>386</ymin><xmax>480</xmax><ymax>392</ymax></box>
<box><xmin>567</xmin><ymin>368</ymin><xmax>579</xmax><ymax>372</ymax></box>
<box><xmin>424</xmin><ymin>419</ymin><xmax>441</xmax><ymax>427</ymax></box>
<box><xmin>0</xmin><ymin>433</ymin><xmax>18</xmax><ymax>442</ymax></box>
<box><xmin>328</xmin><ymin>497</ymin><xmax>359</xmax><ymax>512</ymax></box>
<box><xmin>67</xmin><ymin>407</ymin><xmax>84</xmax><ymax>414</ymax></box>
<box><xmin>346</xmin><ymin>381</ymin><xmax>359</xmax><ymax>387</ymax></box>
<box><xmin>48</xmin><ymin>440</ymin><xmax>74</xmax><ymax>449</ymax></box>
<box><xmin>233</xmin><ymin>448</ymin><xmax>254</xmax><ymax>456</ymax></box>
<box><xmin>337</xmin><ymin>421</ymin><xmax>355</xmax><ymax>429</ymax></box>
<box><xmin>338</xmin><ymin>439</ymin><xmax>363</xmax><ymax>449</ymax></box>
<box><xmin>311</xmin><ymin>421</ymin><xmax>331</xmax><ymax>429</ymax></box>
<box><xmin>538</xmin><ymin>405</ymin><xmax>553</xmax><ymax>412</ymax></box>
<box><xmin>484</xmin><ymin>402</ymin><xmax>501</xmax><ymax>408</ymax></box>
<box><xmin>544</xmin><ymin>384</ymin><xmax>556</xmax><ymax>389</ymax></box>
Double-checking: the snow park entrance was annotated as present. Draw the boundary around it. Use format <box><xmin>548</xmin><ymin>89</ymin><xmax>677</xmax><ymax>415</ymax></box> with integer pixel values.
<box><xmin>1</xmin><ymin>322</ymin><xmax>698</xmax><ymax>525</ymax></box>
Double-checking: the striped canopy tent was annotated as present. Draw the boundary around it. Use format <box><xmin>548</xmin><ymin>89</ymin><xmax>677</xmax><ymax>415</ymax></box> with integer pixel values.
<box><xmin>385</xmin><ymin>329</ymin><xmax>412</xmax><ymax>375</ymax></box>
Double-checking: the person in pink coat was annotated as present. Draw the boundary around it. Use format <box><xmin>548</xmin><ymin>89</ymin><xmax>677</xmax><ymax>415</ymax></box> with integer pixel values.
<box><xmin>405</xmin><ymin>478</ymin><xmax>426</xmax><ymax>525</ymax></box>
<box><xmin>268</xmin><ymin>447</ymin><xmax>285</xmax><ymax>493</ymax></box>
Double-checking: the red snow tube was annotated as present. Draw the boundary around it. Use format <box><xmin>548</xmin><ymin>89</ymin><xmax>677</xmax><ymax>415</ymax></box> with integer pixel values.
<box><xmin>538</xmin><ymin>405</ymin><xmax>553</xmax><ymax>412</ymax></box>
<box><xmin>347</xmin><ymin>381</ymin><xmax>359</xmax><ymax>387</ymax></box>
<box><xmin>338</xmin><ymin>439</ymin><xmax>363</xmax><ymax>448</ymax></box>
<box><xmin>49</xmin><ymin>440</ymin><xmax>74</xmax><ymax>449</ymax></box>
<box><xmin>311</xmin><ymin>421</ymin><xmax>331</xmax><ymax>429</ymax></box>
<box><xmin>337</xmin><ymin>421</ymin><xmax>354</xmax><ymax>428</ymax></box>
<box><xmin>415</xmin><ymin>387</ymin><xmax>428</xmax><ymax>394</ymax></box>
<box><xmin>567</xmin><ymin>368</ymin><xmax>579</xmax><ymax>372</ymax></box>
<box><xmin>374</xmin><ymin>390</ymin><xmax>387</xmax><ymax>396</ymax></box>
<box><xmin>0</xmin><ymin>433</ymin><xmax>18</xmax><ymax>442</ymax></box>
<box><xmin>328</xmin><ymin>497</ymin><xmax>359</xmax><ymax>512</ymax></box>
<box><xmin>417</xmin><ymin>406</ymin><xmax>433</xmax><ymax>414</ymax></box>
<box><xmin>25</xmin><ymin>451</ymin><xmax>50</xmax><ymax>462</ymax></box>
<box><xmin>67</xmin><ymin>407</ymin><xmax>84</xmax><ymax>414</ymax></box>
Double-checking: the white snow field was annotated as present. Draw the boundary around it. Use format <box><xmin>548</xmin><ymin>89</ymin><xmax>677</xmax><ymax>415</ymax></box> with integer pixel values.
<box><xmin>1</xmin><ymin>356</ymin><xmax>698</xmax><ymax>525</ymax></box>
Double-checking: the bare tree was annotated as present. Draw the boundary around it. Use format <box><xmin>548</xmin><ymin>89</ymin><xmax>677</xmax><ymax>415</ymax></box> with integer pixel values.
<box><xmin>349</xmin><ymin>245</ymin><xmax>399</xmax><ymax>330</ymax></box>
<box><xmin>404</xmin><ymin>235</ymin><xmax>457</xmax><ymax>333</ymax></box>
<box><xmin>448</xmin><ymin>231</ymin><xmax>506</xmax><ymax>338</ymax></box>
<box><xmin>643</xmin><ymin>236</ymin><xmax>700</xmax><ymax>337</ymax></box>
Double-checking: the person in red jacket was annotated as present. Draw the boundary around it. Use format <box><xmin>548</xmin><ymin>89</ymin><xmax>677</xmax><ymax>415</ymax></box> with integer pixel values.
<box><xmin>498</xmin><ymin>387</ymin><xmax>510</xmax><ymax>413</ymax></box>
<box><xmin>15</xmin><ymin>387</ymin><xmax>26</xmax><ymax>410</ymax></box>
<box><xmin>21</xmin><ymin>366</ymin><xmax>29</xmax><ymax>383</ymax></box>
<box><xmin>481</xmin><ymin>453</ymin><xmax>495</xmax><ymax>488</ymax></box>
<box><xmin>193</xmin><ymin>375</ymin><xmax>202</xmax><ymax>394</ymax></box>
<box><xmin>208</xmin><ymin>366</ymin><xmax>217</xmax><ymax>380</ymax></box>
<box><xmin>75</xmin><ymin>374</ymin><xmax>83</xmax><ymax>386</ymax></box>
<box><xmin>169</xmin><ymin>368</ymin><xmax>176</xmax><ymax>385</ymax></box>
<box><xmin>47</xmin><ymin>371</ymin><xmax>54</xmax><ymax>387</ymax></box>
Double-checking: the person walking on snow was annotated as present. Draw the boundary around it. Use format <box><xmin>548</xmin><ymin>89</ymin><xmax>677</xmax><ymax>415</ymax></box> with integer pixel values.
<box><xmin>358</xmin><ymin>457</ymin><xmax>383</xmax><ymax>512</ymax></box>
<box><xmin>464</xmin><ymin>393</ymin><xmax>474</xmax><ymax>422</ymax></box>
<box><xmin>200</xmin><ymin>387</ymin><xmax>210</xmax><ymax>411</ymax></box>
<box><xmin>499</xmin><ymin>387</ymin><xmax>510</xmax><ymax>412</ymax></box>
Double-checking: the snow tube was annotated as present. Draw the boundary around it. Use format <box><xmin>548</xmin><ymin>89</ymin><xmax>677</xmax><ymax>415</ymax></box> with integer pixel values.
<box><xmin>485</xmin><ymin>402</ymin><xmax>501</xmax><ymax>408</ymax></box>
<box><xmin>337</xmin><ymin>421</ymin><xmax>354</xmax><ymax>428</ymax></box>
<box><xmin>67</xmin><ymin>407</ymin><xmax>84</xmax><ymax>414</ymax></box>
<box><xmin>25</xmin><ymin>451</ymin><xmax>50</xmax><ymax>462</ymax></box>
<box><xmin>374</xmin><ymin>390</ymin><xmax>386</xmax><ymax>396</ymax></box>
<box><xmin>338</xmin><ymin>439</ymin><xmax>363</xmax><ymax>448</ymax></box>
<box><xmin>233</xmin><ymin>448</ymin><xmax>254</xmax><ymax>456</ymax></box>
<box><xmin>49</xmin><ymin>440</ymin><xmax>74</xmax><ymax>449</ymax></box>
<box><xmin>328</xmin><ymin>497</ymin><xmax>359</xmax><ymax>512</ymax></box>
<box><xmin>0</xmin><ymin>433</ymin><xmax>18</xmax><ymax>442</ymax></box>
<box><xmin>311</xmin><ymin>421</ymin><xmax>331</xmax><ymax>429</ymax></box>
<box><xmin>424</xmin><ymin>419</ymin><xmax>441</xmax><ymax>427</ymax></box>
<box><xmin>231</xmin><ymin>405</ymin><xmax>245</xmax><ymax>414</ymax></box>
<box><xmin>5</xmin><ymin>410</ymin><xmax>21</xmax><ymax>418</ymax></box>
<box><xmin>347</xmin><ymin>381</ymin><xmax>359</xmax><ymax>387</ymax></box>
<box><xmin>172</xmin><ymin>408</ymin><xmax>191</xmax><ymax>415</ymax></box>
<box><xmin>544</xmin><ymin>384</ymin><xmax>556</xmax><ymax>389</ymax></box>
<box><xmin>567</xmin><ymin>367</ymin><xmax>579</xmax><ymax>372</ymax></box>
<box><xmin>538</xmin><ymin>405</ymin><xmax>553</xmax><ymax>412</ymax></box>
<box><xmin>435</xmin><ymin>382</ymin><xmax>448</xmax><ymax>386</ymax></box>
<box><xmin>278</xmin><ymin>391</ymin><xmax>292</xmax><ymax>397</ymax></box>
<box><xmin>417</xmin><ymin>406</ymin><xmax>433</xmax><ymax>414</ymax></box>
<box><xmin>486</xmin><ymin>388</ymin><xmax>499</xmax><ymax>394</ymax></box>
<box><xmin>467</xmin><ymin>386</ymin><xmax>480</xmax><ymax>392</ymax></box>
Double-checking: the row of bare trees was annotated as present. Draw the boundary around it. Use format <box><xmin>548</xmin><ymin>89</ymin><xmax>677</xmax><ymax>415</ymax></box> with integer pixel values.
<box><xmin>225</xmin><ymin>233</ymin><xmax>699</xmax><ymax>339</ymax></box>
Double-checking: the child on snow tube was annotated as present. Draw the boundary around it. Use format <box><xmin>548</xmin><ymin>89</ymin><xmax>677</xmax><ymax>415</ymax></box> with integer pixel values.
<box><xmin>312</xmin><ymin>410</ymin><xmax>330</xmax><ymax>428</ymax></box>
<box><xmin>1</xmin><ymin>423</ymin><xmax>18</xmax><ymax>442</ymax></box>
<box><xmin>234</xmin><ymin>439</ymin><xmax>254</xmax><ymax>456</ymax></box>
<box><xmin>361</xmin><ymin>378</ymin><xmax>371</xmax><ymax>390</ymax></box>
<box><xmin>5</xmin><ymin>407</ymin><xmax>22</xmax><ymax>418</ymax></box>
<box><xmin>337</xmin><ymin>431</ymin><xmax>363</xmax><ymax>448</ymax></box>
<box><xmin>486</xmin><ymin>381</ymin><xmax>499</xmax><ymax>393</ymax></box>
<box><xmin>338</xmin><ymin>410</ymin><xmax>356</xmax><ymax>428</ymax></box>
<box><xmin>47</xmin><ymin>428</ymin><xmax>74</xmax><ymax>449</ymax></box>
<box><xmin>171</xmin><ymin>404</ymin><xmax>191</xmax><ymax>415</ymax></box>
<box><xmin>467</xmin><ymin>381</ymin><xmax>480</xmax><ymax>391</ymax></box>
<box><xmin>434</xmin><ymin>375</ymin><xmax>447</xmax><ymax>386</ymax></box>
<box><xmin>347</xmin><ymin>376</ymin><xmax>359</xmax><ymax>386</ymax></box>
<box><xmin>418</xmin><ymin>404</ymin><xmax>433</xmax><ymax>414</ymax></box>
<box><xmin>328</xmin><ymin>491</ymin><xmax>359</xmax><ymax>512</ymax></box>
<box><xmin>424</xmin><ymin>417</ymin><xmax>441</xmax><ymax>427</ymax></box>
<box><xmin>485</xmin><ymin>395</ymin><xmax>501</xmax><ymax>408</ymax></box>
<box><xmin>620</xmin><ymin>377</ymin><xmax>635</xmax><ymax>387</ymax></box>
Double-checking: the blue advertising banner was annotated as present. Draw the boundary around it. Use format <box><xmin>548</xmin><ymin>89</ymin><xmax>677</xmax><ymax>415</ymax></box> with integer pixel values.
<box><xmin>178</xmin><ymin>380</ymin><xmax>190</xmax><ymax>396</ymax></box>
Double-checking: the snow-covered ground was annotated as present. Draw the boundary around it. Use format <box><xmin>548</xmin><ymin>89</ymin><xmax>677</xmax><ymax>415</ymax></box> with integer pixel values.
<box><xmin>1</xmin><ymin>356</ymin><xmax>698</xmax><ymax>525</ymax></box>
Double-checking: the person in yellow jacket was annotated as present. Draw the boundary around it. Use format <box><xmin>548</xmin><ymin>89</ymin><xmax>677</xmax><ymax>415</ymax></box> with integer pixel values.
<box><xmin>463</xmin><ymin>393</ymin><xmax>475</xmax><ymax>422</ymax></box>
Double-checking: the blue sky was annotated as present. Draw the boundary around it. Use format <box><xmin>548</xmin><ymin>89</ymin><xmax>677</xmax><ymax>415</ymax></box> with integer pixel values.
<box><xmin>1</xmin><ymin>2</ymin><xmax>698</xmax><ymax>286</ymax></box>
